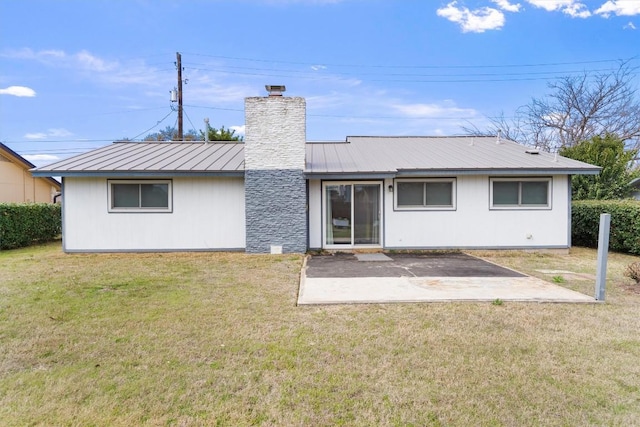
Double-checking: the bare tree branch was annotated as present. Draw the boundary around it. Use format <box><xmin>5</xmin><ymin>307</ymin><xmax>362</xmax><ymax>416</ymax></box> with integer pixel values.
<box><xmin>464</xmin><ymin>61</ymin><xmax>640</xmax><ymax>152</ymax></box>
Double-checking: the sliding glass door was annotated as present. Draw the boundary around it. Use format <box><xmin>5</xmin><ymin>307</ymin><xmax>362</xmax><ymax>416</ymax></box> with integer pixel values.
<box><xmin>324</xmin><ymin>182</ymin><xmax>382</xmax><ymax>248</ymax></box>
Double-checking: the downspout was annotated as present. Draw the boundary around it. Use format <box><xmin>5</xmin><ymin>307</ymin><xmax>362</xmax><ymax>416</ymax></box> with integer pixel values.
<box><xmin>306</xmin><ymin>179</ymin><xmax>310</xmax><ymax>252</ymax></box>
<box><xmin>567</xmin><ymin>174</ymin><xmax>572</xmax><ymax>248</ymax></box>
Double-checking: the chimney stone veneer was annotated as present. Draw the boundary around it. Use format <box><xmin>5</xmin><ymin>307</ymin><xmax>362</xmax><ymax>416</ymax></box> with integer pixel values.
<box><xmin>244</xmin><ymin>96</ymin><xmax>307</xmax><ymax>253</ymax></box>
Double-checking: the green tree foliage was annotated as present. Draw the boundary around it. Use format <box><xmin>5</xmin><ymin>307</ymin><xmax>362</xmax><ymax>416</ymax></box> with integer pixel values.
<box><xmin>143</xmin><ymin>125</ymin><xmax>241</xmax><ymax>142</ymax></box>
<box><xmin>144</xmin><ymin>126</ymin><xmax>199</xmax><ymax>141</ymax></box>
<box><xmin>559</xmin><ymin>134</ymin><xmax>639</xmax><ymax>200</ymax></box>
<box><xmin>201</xmin><ymin>125</ymin><xmax>243</xmax><ymax>142</ymax></box>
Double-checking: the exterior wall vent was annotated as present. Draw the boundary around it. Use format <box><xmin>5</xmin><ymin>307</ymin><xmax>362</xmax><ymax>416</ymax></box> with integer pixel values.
<box><xmin>265</xmin><ymin>85</ymin><xmax>286</xmax><ymax>96</ymax></box>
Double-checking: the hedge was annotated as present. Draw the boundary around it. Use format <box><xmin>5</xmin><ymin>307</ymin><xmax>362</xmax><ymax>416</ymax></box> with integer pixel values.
<box><xmin>572</xmin><ymin>200</ymin><xmax>640</xmax><ymax>255</ymax></box>
<box><xmin>0</xmin><ymin>203</ymin><xmax>62</xmax><ymax>250</ymax></box>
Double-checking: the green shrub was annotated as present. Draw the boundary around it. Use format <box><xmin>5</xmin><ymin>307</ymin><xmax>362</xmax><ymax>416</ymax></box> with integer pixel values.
<box><xmin>0</xmin><ymin>203</ymin><xmax>61</xmax><ymax>250</ymax></box>
<box><xmin>572</xmin><ymin>200</ymin><xmax>640</xmax><ymax>255</ymax></box>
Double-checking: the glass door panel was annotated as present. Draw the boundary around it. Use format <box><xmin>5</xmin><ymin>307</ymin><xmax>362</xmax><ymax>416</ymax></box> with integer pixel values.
<box><xmin>324</xmin><ymin>182</ymin><xmax>382</xmax><ymax>247</ymax></box>
<box><xmin>325</xmin><ymin>184</ymin><xmax>352</xmax><ymax>245</ymax></box>
<box><xmin>354</xmin><ymin>184</ymin><xmax>380</xmax><ymax>245</ymax></box>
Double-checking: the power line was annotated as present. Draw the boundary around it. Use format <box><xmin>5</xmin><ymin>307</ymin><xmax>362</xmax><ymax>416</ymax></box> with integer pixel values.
<box><xmin>183</xmin><ymin>51</ymin><xmax>637</xmax><ymax>70</ymax></box>
<box><xmin>185</xmin><ymin>66</ymin><xmax>636</xmax><ymax>84</ymax></box>
<box><xmin>3</xmin><ymin>139</ymin><xmax>121</xmax><ymax>144</ymax></box>
<box><xmin>129</xmin><ymin>109</ymin><xmax>175</xmax><ymax>140</ymax></box>
<box><xmin>183</xmin><ymin>104</ymin><xmax>243</xmax><ymax>112</ymax></box>
<box><xmin>183</xmin><ymin>107</ymin><xmax>199</xmax><ymax>134</ymax></box>
<box><xmin>186</xmin><ymin>63</ymin><xmax>619</xmax><ymax>78</ymax></box>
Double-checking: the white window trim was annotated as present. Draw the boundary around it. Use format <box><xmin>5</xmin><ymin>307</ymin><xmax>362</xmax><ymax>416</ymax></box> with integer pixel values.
<box><xmin>394</xmin><ymin>178</ymin><xmax>456</xmax><ymax>211</ymax></box>
<box><xmin>489</xmin><ymin>177</ymin><xmax>552</xmax><ymax>210</ymax></box>
<box><xmin>107</xmin><ymin>179</ymin><xmax>173</xmax><ymax>213</ymax></box>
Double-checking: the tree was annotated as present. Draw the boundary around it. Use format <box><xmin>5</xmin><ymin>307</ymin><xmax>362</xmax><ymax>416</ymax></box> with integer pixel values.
<box><xmin>465</xmin><ymin>62</ymin><xmax>640</xmax><ymax>152</ymax></box>
<box><xmin>200</xmin><ymin>125</ymin><xmax>243</xmax><ymax>142</ymax></box>
<box><xmin>142</xmin><ymin>125</ymin><xmax>242</xmax><ymax>142</ymax></box>
<box><xmin>559</xmin><ymin>134</ymin><xmax>639</xmax><ymax>200</ymax></box>
<box><xmin>143</xmin><ymin>126</ymin><xmax>199</xmax><ymax>141</ymax></box>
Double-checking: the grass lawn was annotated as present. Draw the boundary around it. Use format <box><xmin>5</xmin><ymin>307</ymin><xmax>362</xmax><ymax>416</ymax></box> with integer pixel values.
<box><xmin>1</xmin><ymin>242</ymin><xmax>640</xmax><ymax>426</ymax></box>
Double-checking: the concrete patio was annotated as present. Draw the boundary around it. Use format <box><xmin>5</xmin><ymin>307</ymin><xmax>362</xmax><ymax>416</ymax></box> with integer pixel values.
<box><xmin>298</xmin><ymin>253</ymin><xmax>596</xmax><ymax>305</ymax></box>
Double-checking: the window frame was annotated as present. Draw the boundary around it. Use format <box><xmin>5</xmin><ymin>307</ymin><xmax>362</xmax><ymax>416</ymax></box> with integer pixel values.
<box><xmin>394</xmin><ymin>178</ymin><xmax>457</xmax><ymax>211</ymax></box>
<box><xmin>489</xmin><ymin>177</ymin><xmax>552</xmax><ymax>210</ymax></box>
<box><xmin>107</xmin><ymin>179</ymin><xmax>173</xmax><ymax>213</ymax></box>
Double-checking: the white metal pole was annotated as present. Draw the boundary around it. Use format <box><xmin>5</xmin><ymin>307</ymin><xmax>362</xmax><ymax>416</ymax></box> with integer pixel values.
<box><xmin>595</xmin><ymin>213</ymin><xmax>610</xmax><ymax>301</ymax></box>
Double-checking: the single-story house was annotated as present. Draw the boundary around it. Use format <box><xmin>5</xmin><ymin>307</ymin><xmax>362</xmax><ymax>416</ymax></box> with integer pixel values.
<box><xmin>32</xmin><ymin>88</ymin><xmax>600</xmax><ymax>253</ymax></box>
<box><xmin>1</xmin><ymin>142</ymin><xmax>61</xmax><ymax>203</ymax></box>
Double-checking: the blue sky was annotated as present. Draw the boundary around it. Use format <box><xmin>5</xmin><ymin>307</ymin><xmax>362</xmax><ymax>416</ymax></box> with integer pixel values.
<box><xmin>1</xmin><ymin>0</ymin><xmax>639</xmax><ymax>166</ymax></box>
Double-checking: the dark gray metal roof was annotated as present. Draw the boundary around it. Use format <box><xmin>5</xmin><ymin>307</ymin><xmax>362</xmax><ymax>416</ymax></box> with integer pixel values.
<box><xmin>305</xmin><ymin>136</ymin><xmax>601</xmax><ymax>177</ymax></box>
<box><xmin>31</xmin><ymin>141</ymin><xmax>245</xmax><ymax>177</ymax></box>
<box><xmin>32</xmin><ymin>137</ymin><xmax>600</xmax><ymax>178</ymax></box>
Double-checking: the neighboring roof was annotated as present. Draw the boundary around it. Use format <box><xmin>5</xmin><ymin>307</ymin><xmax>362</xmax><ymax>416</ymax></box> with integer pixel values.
<box><xmin>1</xmin><ymin>142</ymin><xmax>61</xmax><ymax>188</ymax></box>
<box><xmin>32</xmin><ymin>136</ymin><xmax>601</xmax><ymax>178</ymax></box>
<box><xmin>305</xmin><ymin>136</ymin><xmax>601</xmax><ymax>178</ymax></box>
<box><xmin>31</xmin><ymin>141</ymin><xmax>245</xmax><ymax>177</ymax></box>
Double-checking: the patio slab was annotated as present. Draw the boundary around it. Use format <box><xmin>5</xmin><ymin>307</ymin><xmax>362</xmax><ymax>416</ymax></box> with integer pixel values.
<box><xmin>298</xmin><ymin>253</ymin><xmax>597</xmax><ymax>305</ymax></box>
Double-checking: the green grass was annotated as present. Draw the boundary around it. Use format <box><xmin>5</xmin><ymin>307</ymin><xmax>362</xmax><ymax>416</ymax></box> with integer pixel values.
<box><xmin>2</xmin><ymin>242</ymin><xmax>640</xmax><ymax>426</ymax></box>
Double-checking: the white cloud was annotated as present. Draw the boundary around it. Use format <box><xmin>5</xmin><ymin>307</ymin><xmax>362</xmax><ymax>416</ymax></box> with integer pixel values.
<box><xmin>492</xmin><ymin>0</ymin><xmax>522</xmax><ymax>12</ymax></box>
<box><xmin>230</xmin><ymin>125</ymin><xmax>245</xmax><ymax>135</ymax></box>
<box><xmin>624</xmin><ymin>21</ymin><xmax>637</xmax><ymax>29</ymax></box>
<box><xmin>437</xmin><ymin>1</ymin><xmax>506</xmax><ymax>33</ymax></box>
<box><xmin>564</xmin><ymin>2</ymin><xmax>591</xmax><ymax>17</ymax></box>
<box><xmin>24</xmin><ymin>128</ymin><xmax>73</xmax><ymax>139</ymax></box>
<box><xmin>23</xmin><ymin>154</ymin><xmax>60</xmax><ymax>162</ymax></box>
<box><xmin>526</xmin><ymin>0</ymin><xmax>591</xmax><ymax>17</ymax></box>
<box><xmin>1</xmin><ymin>48</ymin><xmax>165</xmax><ymax>86</ymax></box>
<box><xmin>596</xmin><ymin>0</ymin><xmax>640</xmax><ymax>17</ymax></box>
<box><xmin>392</xmin><ymin>101</ymin><xmax>477</xmax><ymax>118</ymax></box>
<box><xmin>48</xmin><ymin>128</ymin><xmax>73</xmax><ymax>137</ymax></box>
<box><xmin>526</xmin><ymin>0</ymin><xmax>575</xmax><ymax>11</ymax></box>
<box><xmin>75</xmin><ymin>50</ymin><xmax>116</xmax><ymax>72</ymax></box>
<box><xmin>24</xmin><ymin>133</ymin><xmax>48</xmax><ymax>140</ymax></box>
<box><xmin>0</xmin><ymin>85</ymin><xmax>36</xmax><ymax>97</ymax></box>
<box><xmin>311</xmin><ymin>65</ymin><xmax>327</xmax><ymax>71</ymax></box>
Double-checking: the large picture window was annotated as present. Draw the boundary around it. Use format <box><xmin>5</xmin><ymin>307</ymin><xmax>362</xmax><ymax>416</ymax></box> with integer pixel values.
<box><xmin>490</xmin><ymin>178</ymin><xmax>551</xmax><ymax>209</ymax></box>
<box><xmin>108</xmin><ymin>180</ymin><xmax>172</xmax><ymax>212</ymax></box>
<box><xmin>395</xmin><ymin>179</ymin><xmax>456</xmax><ymax>210</ymax></box>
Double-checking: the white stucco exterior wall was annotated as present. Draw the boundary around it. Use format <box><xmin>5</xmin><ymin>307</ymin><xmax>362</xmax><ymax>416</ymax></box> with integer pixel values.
<box><xmin>62</xmin><ymin>177</ymin><xmax>245</xmax><ymax>252</ymax></box>
<box><xmin>383</xmin><ymin>175</ymin><xmax>570</xmax><ymax>249</ymax></box>
<box><xmin>308</xmin><ymin>175</ymin><xmax>571</xmax><ymax>250</ymax></box>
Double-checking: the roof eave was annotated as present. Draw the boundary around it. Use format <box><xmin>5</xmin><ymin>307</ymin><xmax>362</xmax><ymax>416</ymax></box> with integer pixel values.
<box><xmin>304</xmin><ymin>172</ymin><xmax>396</xmax><ymax>180</ymax></box>
<box><xmin>305</xmin><ymin>168</ymin><xmax>602</xmax><ymax>178</ymax></box>
<box><xmin>30</xmin><ymin>170</ymin><xmax>245</xmax><ymax>178</ymax></box>
<box><xmin>396</xmin><ymin>168</ymin><xmax>601</xmax><ymax>176</ymax></box>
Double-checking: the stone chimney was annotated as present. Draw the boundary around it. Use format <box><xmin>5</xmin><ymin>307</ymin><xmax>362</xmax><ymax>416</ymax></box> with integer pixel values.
<box><xmin>244</xmin><ymin>86</ymin><xmax>307</xmax><ymax>253</ymax></box>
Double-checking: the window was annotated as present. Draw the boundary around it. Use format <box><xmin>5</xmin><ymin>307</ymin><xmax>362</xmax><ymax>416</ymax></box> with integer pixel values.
<box><xmin>490</xmin><ymin>178</ymin><xmax>551</xmax><ymax>209</ymax></box>
<box><xmin>395</xmin><ymin>179</ymin><xmax>456</xmax><ymax>210</ymax></box>
<box><xmin>108</xmin><ymin>180</ymin><xmax>172</xmax><ymax>212</ymax></box>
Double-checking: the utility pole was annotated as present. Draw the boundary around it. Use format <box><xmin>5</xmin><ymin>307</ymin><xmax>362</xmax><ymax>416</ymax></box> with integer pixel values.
<box><xmin>176</xmin><ymin>52</ymin><xmax>183</xmax><ymax>141</ymax></box>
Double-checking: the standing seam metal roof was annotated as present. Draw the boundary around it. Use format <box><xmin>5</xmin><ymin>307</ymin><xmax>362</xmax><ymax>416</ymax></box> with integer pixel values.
<box><xmin>31</xmin><ymin>137</ymin><xmax>600</xmax><ymax>176</ymax></box>
<box><xmin>305</xmin><ymin>136</ymin><xmax>601</xmax><ymax>175</ymax></box>
<box><xmin>32</xmin><ymin>142</ymin><xmax>245</xmax><ymax>175</ymax></box>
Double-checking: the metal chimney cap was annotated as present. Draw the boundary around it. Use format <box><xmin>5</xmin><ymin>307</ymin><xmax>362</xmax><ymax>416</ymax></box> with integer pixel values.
<box><xmin>265</xmin><ymin>85</ymin><xmax>286</xmax><ymax>96</ymax></box>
